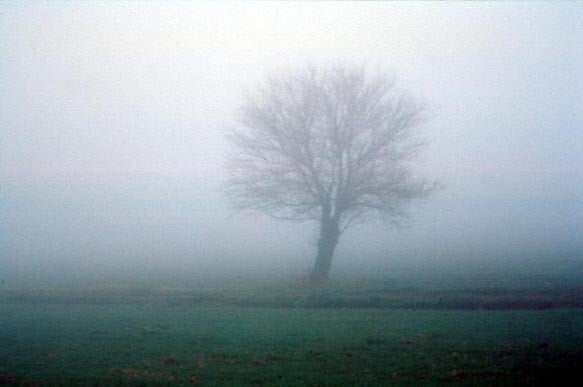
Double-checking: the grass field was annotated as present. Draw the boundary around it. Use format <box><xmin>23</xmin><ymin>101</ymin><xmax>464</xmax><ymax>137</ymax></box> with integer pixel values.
<box><xmin>1</xmin><ymin>283</ymin><xmax>582</xmax><ymax>386</ymax></box>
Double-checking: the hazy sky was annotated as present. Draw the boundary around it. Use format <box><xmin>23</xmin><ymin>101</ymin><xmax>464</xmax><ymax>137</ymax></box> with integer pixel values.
<box><xmin>1</xmin><ymin>2</ymin><xmax>582</xmax><ymax>284</ymax></box>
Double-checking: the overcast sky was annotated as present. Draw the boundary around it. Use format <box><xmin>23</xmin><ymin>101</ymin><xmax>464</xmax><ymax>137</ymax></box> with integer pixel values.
<box><xmin>1</xmin><ymin>2</ymin><xmax>582</xmax><ymax>285</ymax></box>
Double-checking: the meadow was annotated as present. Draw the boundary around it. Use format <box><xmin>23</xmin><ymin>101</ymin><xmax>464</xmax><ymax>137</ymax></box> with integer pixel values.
<box><xmin>1</xmin><ymin>282</ymin><xmax>582</xmax><ymax>386</ymax></box>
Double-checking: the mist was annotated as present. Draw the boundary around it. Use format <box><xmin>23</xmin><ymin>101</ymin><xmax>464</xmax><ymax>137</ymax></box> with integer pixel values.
<box><xmin>1</xmin><ymin>2</ymin><xmax>582</xmax><ymax>288</ymax></box>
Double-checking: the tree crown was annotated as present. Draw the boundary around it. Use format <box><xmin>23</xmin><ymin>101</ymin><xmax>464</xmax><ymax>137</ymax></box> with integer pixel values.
<box><xmin>226</xmin><ymin>65</ymin><xmax>434</xmax><ymax>231</ymax></box>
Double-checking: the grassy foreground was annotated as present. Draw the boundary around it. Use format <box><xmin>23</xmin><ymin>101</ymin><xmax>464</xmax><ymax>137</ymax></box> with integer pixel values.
<box><xmin>1</xmin><ymin>291</ymin><xmax>582</xmax><ymax>386</ymax></box>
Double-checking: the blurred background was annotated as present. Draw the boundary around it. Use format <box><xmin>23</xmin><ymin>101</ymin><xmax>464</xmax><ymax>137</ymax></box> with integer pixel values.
<box><xmin>1</xmin><ymin>2</ymin><xmax>581</xmax><ymax>287</ymax></box>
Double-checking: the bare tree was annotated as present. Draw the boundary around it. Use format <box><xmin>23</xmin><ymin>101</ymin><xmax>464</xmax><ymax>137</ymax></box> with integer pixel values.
<box><xmin>226</xmin><ymin>65</ymin><xmax>436</xmax><ymax>282</ymax></box>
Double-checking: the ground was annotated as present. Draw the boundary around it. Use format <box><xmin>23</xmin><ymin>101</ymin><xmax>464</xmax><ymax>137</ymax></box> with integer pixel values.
<box><xmin>0</xmin><ymin>283</ymin><xmax>581</xmax><ymax>386</ymax></box>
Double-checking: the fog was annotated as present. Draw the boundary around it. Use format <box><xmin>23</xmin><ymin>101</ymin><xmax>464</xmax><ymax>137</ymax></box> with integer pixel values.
<box><xmin>1</xmin><ymin>2</ymin><xmax>582</xmax><ymax>287</ymax></box>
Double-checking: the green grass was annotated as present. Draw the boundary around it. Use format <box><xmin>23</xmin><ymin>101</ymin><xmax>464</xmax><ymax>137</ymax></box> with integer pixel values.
<box><xmin>1</xmin><ymin>300</ymin><xmax>582</xmax><ymax>386</ymax></box>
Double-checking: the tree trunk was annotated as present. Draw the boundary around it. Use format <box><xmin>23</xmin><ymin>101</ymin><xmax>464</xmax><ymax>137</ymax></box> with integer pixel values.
<box><xmin>310</xmin><ymin>217</ymin><xmax>340</xmax><ymax>282</ymax></box>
